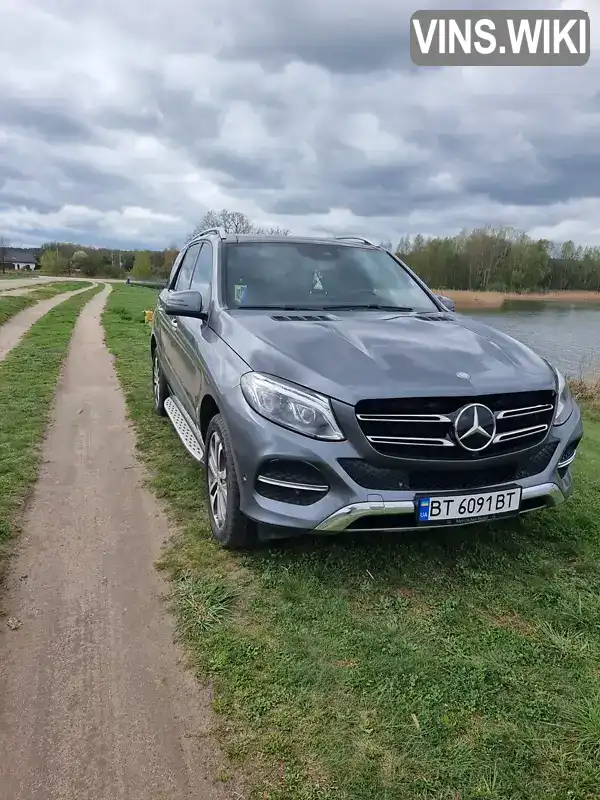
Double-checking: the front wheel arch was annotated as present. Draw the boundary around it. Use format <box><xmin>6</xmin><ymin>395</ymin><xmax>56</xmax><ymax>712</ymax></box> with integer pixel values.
<box><xmin>199</xmin><ymin>394</ymin><xmax>220</xmax><ymax>443</ymax></box>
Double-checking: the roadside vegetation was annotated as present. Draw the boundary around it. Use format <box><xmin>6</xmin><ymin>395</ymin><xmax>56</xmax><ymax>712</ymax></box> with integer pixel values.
<box><xmin>0</xmin><ymin>281</ymin><xmax>92</xmax><ymax>327</ymax></box>
<box><xmin>0</xmin><ymin>271</ymin><xmax>37</xmax><ymax>280</ymax></box>
<box><xmin>570</xmin><ymin>377</ymin><xmax>600</xmax><ymax>415</ymax></box>
<box><xmin>0</xmin><ymin>285</ymin><xmax>101</xmax><ymax>587</ymax></box>
<box><xmin>438</xmin><ymin>288</ymin><xmax>600</xmax><ymax>310</ymax></box>
<box><xmin>104</xmin><ymin>284</ymin><xmax>600</xmax><ymax>800</ymax></box>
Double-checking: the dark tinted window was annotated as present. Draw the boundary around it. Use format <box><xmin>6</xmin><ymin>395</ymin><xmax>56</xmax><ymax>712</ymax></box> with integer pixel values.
<box><xmin>190</xmin><ymin>243</ymin><xmax>212</xmax><ymax>289</ymax></box>
<box><xmin>223</xmin><ymin>242</ymin><xmax>437</xmax><ymax>312</ymax></box>
<box><xmin>174</xmin><ymin>244</ymin><xmax>200</xmax><ymax>290</ymax></box>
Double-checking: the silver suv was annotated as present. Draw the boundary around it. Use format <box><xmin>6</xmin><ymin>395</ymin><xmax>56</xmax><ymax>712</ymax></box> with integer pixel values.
<box><xmin>151</xmin><ymin>229</ymin><xmax>582</xmax><ymax>548</ymax></box>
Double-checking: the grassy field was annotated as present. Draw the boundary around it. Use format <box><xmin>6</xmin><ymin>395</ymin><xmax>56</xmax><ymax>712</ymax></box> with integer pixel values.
<box><xmin>103</xmin><ymin>285</ymin><xmax>600</xmax><ymax>800</ymax></box>
<box><xmin>0</xmin><ymin>281</ymin><xmax>92</xmax><ymax>327</ymax></box>
<box><xmin>0</xmin><ymin>285</ymin><xmax>102</xmax><ymax>587</ymax></box>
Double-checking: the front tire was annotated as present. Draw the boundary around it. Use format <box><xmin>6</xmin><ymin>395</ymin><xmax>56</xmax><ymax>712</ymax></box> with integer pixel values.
<box><xmin>152</xmin><ymin>349</ymin><xmax>168</xmax><ymax>416</ymax></box>
<box><xmin>205</xmin><ymin>414</ymin><xmax>255</xmax><ymax>549</ymax></box>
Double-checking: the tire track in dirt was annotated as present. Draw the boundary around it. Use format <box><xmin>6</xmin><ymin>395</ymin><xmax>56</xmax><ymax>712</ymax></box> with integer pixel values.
<box><xmin>0</xmin><ymin>285</ymin><xmax>238</xmax><ymax>800</ymax></box>
<box><xmin>0</xmin><ymin>284</ymin><xmax>98</xmax><ymax>364</ymax></box>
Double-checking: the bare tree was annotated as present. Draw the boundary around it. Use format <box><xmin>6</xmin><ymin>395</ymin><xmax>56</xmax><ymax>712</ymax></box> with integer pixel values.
<box><xmin>187</xmin><ymin>209</ymin><xmax>290</xmax><ymax>242</ymax></box>
<box><xmin>254</xmin><ymin>225</ymin><xmax>291</xmax><ymax>236</ymax></box>
<box><xmin>0</xmin><ymin>236</ymin><xmax>9</xmax><ymax>274</ymax></box>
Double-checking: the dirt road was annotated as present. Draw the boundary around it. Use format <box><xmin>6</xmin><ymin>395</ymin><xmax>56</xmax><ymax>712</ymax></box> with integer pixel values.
<box><xmin>0</xmin><ymin>276</ymin><xmax>122</xmax><ymax>291</ymax></box>
<box><xmin>0</xmin><ymin>286</ymin><xmax>236</xmax><ymax>799</ymax></box>
<box><xmin>0</xmin><ymin>284</ymin><xmax>98</xmax><ymax>364</ymax></box>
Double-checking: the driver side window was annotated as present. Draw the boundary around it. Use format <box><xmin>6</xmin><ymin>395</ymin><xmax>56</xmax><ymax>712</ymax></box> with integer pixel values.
<box><xmin>190</xmin><ymin>243</ymin><xmax>212</xmax><ymax>291</ymax></box>
<box><xmin>174</xmin><ymin>244</ymin><xmax>200</xmax><ymax>290</ymax></box>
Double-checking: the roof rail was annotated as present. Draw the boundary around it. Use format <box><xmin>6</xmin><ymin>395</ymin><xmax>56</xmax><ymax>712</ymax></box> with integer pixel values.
<box><xmin>193</xmin><ymin>227</ymin><xmax>227</xmax><ymax>240</ymax></box>
<box><xmin>335</xmin><ymin>235</ymin><xmax>378</xmax><ymax>247</ymax></box>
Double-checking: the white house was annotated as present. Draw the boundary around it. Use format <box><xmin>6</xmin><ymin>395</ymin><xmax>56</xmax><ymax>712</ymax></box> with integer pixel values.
<box><xmin>2</xmin><ymin>248</ymin><xmax>38</xmax><ymax>271</ymax></box>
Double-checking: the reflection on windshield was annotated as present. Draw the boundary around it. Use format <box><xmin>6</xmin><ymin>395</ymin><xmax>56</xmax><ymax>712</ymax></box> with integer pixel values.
<box><xmin>224</xmin><ymin>242</ymin><xmax>438</xmax><ymax>312</ymax></box>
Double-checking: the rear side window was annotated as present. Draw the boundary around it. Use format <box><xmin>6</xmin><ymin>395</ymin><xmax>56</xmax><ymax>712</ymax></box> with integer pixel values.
<box><xmin>174</xmin><ymin>244</ymin><xmax>200</xmax><ymax>290</ymax></box>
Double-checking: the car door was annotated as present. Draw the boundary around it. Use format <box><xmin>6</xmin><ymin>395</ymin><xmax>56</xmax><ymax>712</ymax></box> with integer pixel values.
<box><xmin>155</xmin><ymin>250</ymin><xmax>184</xmax><ymax>382</ymax></box>
<box><xmin>175</xmin><ymin>242</ymin><xmax>214</xmax><ymax>416</ymax></box>
<box><xmin>159</xmin><ymin>242</ymin><xmax>201</xmax><ymax>405</ymax></box>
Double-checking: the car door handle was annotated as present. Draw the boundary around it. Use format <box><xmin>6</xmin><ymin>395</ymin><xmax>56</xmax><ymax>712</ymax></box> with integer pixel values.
<box><xmin>171</xmin><ymin>317</ymin><xmax>178</xmax><ymax>329</ymax></box>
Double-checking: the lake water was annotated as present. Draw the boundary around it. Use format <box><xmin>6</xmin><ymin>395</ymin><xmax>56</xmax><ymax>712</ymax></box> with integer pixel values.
<box><xmin>467</xmin><ymin>301</ymin><xmax>600</xmax><ymax>378</ymax></box>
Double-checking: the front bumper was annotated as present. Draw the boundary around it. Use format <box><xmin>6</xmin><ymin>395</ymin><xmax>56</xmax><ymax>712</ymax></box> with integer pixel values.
<box><xmin>314</xmin><ymin>481</ymin><xmax>567</xmax><ymax>533</ymax></box>
<box><xmin>220</xmin><ymin>384</ymin><xmax>582</xmax><ymax>536</ymax></box>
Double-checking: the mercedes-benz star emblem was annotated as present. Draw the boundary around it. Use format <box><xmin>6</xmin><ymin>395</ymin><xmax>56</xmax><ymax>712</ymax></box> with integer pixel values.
<box><xmin>453</xmin><ymin>403</ymin><xmax>496</xmax><ymax>452</ymax></box>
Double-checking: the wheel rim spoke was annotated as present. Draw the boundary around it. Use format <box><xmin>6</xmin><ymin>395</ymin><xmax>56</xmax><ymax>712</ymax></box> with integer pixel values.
<box><xmin>153</xmin><ymin>359</ymin><xmax>160</xmax><ymax>402</ymax></box>
<box><xmin>207</xmin><ymin>431</ymin><xmax>227</xmax><ymax>529</ymax></box>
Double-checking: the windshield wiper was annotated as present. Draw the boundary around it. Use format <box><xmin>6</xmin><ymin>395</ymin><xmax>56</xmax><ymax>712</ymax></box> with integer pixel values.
<box><xmin>320</xmin><ymin>304</ymin><xmax>415</xmax><ymax>312</ymax></box>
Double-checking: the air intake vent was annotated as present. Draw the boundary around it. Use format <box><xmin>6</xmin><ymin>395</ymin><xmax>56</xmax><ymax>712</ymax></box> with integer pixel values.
<box><xmin>270</xmin><ymin>314</ymin><xmax>335</xmax><ymax>322</ymax></box>
<box><xmin>255</xmin><ymin>459</ymin><xmax>329</xmax><ymax>505</ymax></box>
<box><xmin>418</xmin><ymin>313</ymin><xmax>454</xmax><ymax>322</ymax></box>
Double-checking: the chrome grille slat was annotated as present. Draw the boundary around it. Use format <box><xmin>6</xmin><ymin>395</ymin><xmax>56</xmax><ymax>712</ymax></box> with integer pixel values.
<box><xmin>367</xmin><ymin>436</ymin><xmax>455</xmax><ymax>447</ymax></box>
<box><xmin>496</xmin><ymin>404</ymin><xmax>554</xmax><ymax>419</ymax></box>
<box><xmin>357</xmin><ymin>413</ymin><xmax>451</xmax><ymax>423</ymax></box>
<box><xmin>493</xmin><ymin>424</ymin><xmax>549</xmax><ymax>444</ymax></box>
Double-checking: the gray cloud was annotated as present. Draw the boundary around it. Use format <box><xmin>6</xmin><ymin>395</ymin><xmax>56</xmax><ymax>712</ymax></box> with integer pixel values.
<box><xmin>0</xmin><ymin>0</ymin><xmax>598</xmax><ymax>249</ymax></box>
<box><xmin>0</xmin><ymin>96</ymin><xmax>93</xmax><ymax>143</ymax></box>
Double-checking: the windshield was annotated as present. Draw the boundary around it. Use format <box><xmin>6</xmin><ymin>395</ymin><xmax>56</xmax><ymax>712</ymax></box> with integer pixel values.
<box><xmin>223</xmin><ymin>242</ymin><xmax>438</xmax><ymax>312</ymax></box>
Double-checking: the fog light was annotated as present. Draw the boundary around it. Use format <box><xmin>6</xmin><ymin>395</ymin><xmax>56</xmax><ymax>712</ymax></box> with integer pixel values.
<box><xmin>558</xmin><ymin>444</ymin><xmax>577</xmax><ymax>469</ymax></box>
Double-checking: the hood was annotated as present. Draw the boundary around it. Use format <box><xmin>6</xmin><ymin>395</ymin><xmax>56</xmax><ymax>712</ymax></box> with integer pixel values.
<box><xmin>219</xmin><ymin>310</ymin><xmax>555</xmax><ymax>404</ymax></box>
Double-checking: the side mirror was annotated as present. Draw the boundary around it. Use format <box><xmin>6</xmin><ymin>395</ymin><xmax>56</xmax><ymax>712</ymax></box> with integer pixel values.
<box><xmin>164</xmin><ymin>290</ymin><xmax>205</xmax><ymax>319</ymax></box>
<box><xmin>436</xmin><ymin>294</ymin><xmax>456</xmax><ymax>312</ymax></box>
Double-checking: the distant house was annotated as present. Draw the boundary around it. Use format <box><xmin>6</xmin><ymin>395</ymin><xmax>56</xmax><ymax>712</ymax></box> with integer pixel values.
<box><xmin>1</xmin><ymin>248</ymin><xmax>39</xmax><ymax>271</ymax></box>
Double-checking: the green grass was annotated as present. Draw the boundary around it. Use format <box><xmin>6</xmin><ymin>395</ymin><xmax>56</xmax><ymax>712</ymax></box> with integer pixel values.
<box><xmin>0</xmin><ymin>285</ymin><xmax>102</xmax><ymax>584</ymax></box>
<box><xmin>0</xmin><ymin>271</ymin><xmax>37</xmax><ymax>280</ymax></box>
<box><xmin>103</xmin><ymin>284</ymin><xmax>600</xmax><ymax>800</ymax></box>
<box><xmin>0</xmin><ymin>281</ymin><xmax>92</xmax><ymax>327</ymax></box>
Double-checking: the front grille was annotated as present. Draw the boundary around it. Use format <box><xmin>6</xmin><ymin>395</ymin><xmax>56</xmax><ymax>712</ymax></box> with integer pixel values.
<box><xmin>339</xmin><ymin>441</ymin><xmax>558</xmax><ymax>492</ymax></box>
<box><xmin>355</xmin><ymin>390</ymin><xmax>556</xmax><ymax>460</ymax></box>
<box><xmin>255</xmin><ymin>459</ymin><xmax>329</xmax><ymax>505</ymax></box>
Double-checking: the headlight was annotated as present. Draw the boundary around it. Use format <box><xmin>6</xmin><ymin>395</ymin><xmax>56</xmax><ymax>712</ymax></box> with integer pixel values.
<box><xmin>553</xmin><ymin>368</ymin><xmax>573</xmax><ymax>426</ymax></box>
<box><xmin>240</xmin><ymin>372</ymin><xmax>345</xmax><ymax>441</ymax></box>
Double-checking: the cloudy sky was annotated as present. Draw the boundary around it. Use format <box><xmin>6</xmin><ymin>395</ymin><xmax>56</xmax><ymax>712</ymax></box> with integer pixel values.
<box><xmin>0</xmin><ymin>0</ymin><xmax>598</xmax><ymax>250</ymax></box>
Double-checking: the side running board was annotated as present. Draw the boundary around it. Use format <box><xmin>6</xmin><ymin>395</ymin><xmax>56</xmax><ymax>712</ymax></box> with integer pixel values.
<box><xmin>164</xmin><ymin>396</ymin><xmax>205</xmax><ymax>463</ymax></box>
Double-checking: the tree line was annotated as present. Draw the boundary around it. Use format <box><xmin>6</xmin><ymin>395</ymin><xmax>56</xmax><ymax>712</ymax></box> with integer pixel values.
<box><xmin>24</xmin><ymin>209</ymin><xmax>291</xmax><ymax>281</ymax></box>
<box><xmin>36</xmin><ymin>242</ymin><xmax>179</xmax><ymax>280</ymax></box>
<box><xmin>4</xmin><ymin>213</ymin><xmax>600</xmax><ymax>292</ymax></box>
<box><xmin>395</xmin><ymin>227</ymin><xmax>600</xmax><ymax>292</ymax></box>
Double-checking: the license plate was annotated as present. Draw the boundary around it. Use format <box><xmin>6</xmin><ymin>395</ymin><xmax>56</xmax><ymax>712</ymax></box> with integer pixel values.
<box><xmin>417</xmin><ymin>487</ymin><xmax>522</xmax><ymax>524</ymax></box>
